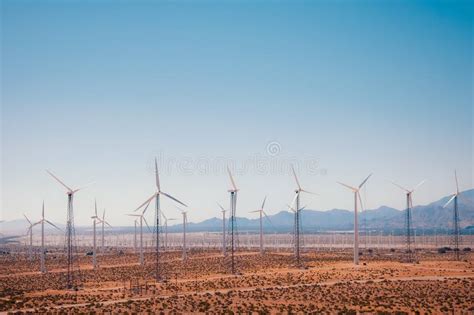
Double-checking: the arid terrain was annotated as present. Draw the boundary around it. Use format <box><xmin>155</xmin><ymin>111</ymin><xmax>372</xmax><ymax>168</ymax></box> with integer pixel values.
<box><xmin>0</xmin><ymin>248</ymin><xmax>473</xmax><ymax>314</ymax></box>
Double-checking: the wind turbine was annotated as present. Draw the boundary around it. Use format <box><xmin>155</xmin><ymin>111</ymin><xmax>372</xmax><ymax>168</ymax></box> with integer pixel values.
<box><xmin>249</xmin><ymin>196</ymin><xmax>270</xmax><ymax>255</ymax></box>
<box><xmin>443</xmin><ymin>171</ymin><xmax>462</xmax><ymax>260</ymax></box>
<box><xmin>227</xmin><ymin>167</ymin><xmax>239</xmax><ymax>274</ymax></box>
<box><xmin>36</xmin><ymin>201</ymin><xmax>61</xmax><ymax>273</ymax></box>
<box><xmin>390</xmin><ymin>179</ymin><xmax>425</xmax><ymax>263</ymax></box>
<box><xmin>217</xmin><ymin>203</ymin><xmax>227</xmax><ymax>256</ymax></box>
<box><xmin>290</xmin><ymin>165</ymin><xmax>317</xmax><ymax>266</ymax></box>
<box><xmin>46</xmin><ymin>169</ymin><xmax>89</xmax><ymax>289</ymax></box>
<box><xmin>127</xmin><ymin>200</ymin><xmax>152</xmax><ymax>265</ymax></box>
<box><xmin>161</xmin><ymin>211</ymin><xmax>174</xmax><ymax>251</ymax></box>
<box><xmin>100</xmin><ymin>209</ymin><xmax>112</xmax><ymax>254</ymax></box>
<box><xmin>177</xmin><ymin>207</ymin><xmax>188</xmax><ymax>261</ymax></box>
<box><xmin>90</xmin><ymin>200</ymin><xmax>102</xmax><ymax>270</ymax></box>
<box><xmin>133</xmin><ymin>219</ymin><xmax>138</xmax><ymax>253</ymax></box>
<box><xmin>24</xmin><ymin>214</ymin><xmax>37</xmax><ymax>260</ymax></box>
<box><xmin>134</xmin><ymin>158</ymin><xmax>187</xmax><ymax>281</ymax></box>
<box><xmin>337</xmin><ymin>173</ymin><xmax>372</xmax><ymax>265</ymax></box>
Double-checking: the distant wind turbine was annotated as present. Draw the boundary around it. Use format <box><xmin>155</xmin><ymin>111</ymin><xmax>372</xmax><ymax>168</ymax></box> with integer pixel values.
<box><xmin>338</xmin><ymin>173</ymin><xmax>372</xmax><ymax>265</ymax></box>
<box><xmin>127</xmin><ymin>200</ymin><xmax>152</xmax><ymax>265</ymax></box>
<box><xmin>24</xmin><ymin>213</ymin><xmax>37</xmax><ymax>260</ymax></box>
<box><xmin>249</xmin><ymin>196</ymin><xmax>271</xmax><ymax>255</ymax></box>
<box><xmin>227</xmin><ymin>166</ymin><xmax>239</xmax><ymax>274</ymax></box>
<box><xmin>217</xmin><ymin>203</ymin><xmax>227</xmax><ymax>256</ymax></box>
<box><xmin>443</xmin><ymin>170</ymin><xmax>462</xmax><ymax>261</ymax></box>
<box><xmin>100</xmin><ymin>209</ymin><xmax>112</xmax><ymax>254</ymax></box>
<box><xmin>46</xmin><ymin>169</ymin><xmax>90</xmax><ymax>289</ymax></box>
<box><xmin>36</xmin><ymin>201</ymin><xmax>61</xmax><ymax>273</ymax></box>
<box><xmin>290</xmin><ymin>165</ymin><xmax>317</xmax><ymax>266</ymax></box>
<box><xmin>134</xmin><ymin>158</ymin><xmax>187</xmax><ymax>281</ymax></box>
<box><xmin>390</xmin><ymin>178</ymin><xmax>425</xmax><ymax>263</ymax></box>
<box><xmin>90</xmin><ymin>200</ymin><xmax>102</xmax><ymax>270</ymax></box>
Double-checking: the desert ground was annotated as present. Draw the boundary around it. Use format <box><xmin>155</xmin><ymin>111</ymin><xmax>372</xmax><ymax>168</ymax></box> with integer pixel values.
<box><xmin>0</xmin><ymin>246</ymin><xmax>473</xmax><ymax>314</ymax></box>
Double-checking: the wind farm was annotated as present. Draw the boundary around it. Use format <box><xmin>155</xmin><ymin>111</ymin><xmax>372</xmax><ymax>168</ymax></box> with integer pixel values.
<box><xmin>1</xmin><ymin>0</ymin><xmax>473</xmax><ymax>313</ymax></box>
<box><xmin>1</xmin><ymin>162</ymin><xmax>473</xmax><ymax>313</ymax></box>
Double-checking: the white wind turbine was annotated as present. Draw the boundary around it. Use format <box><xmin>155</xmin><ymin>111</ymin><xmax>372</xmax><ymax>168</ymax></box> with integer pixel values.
<box><xmin>100</xmin><ymin>209</ymin><xmax>112</xmax><ymax>254</ymax></box>
<box><xmin>443</xmin><ymin>171</ymin><xmax>462</xmax><ymax>260</ymax></box>
<box><xmin>161</xmin><ymin>211</ymin><xmax>174</xmax><ymax>251</ymax></box>
<box><xmin>90</xmin><ymin>200</ymin><xmax>103</xmax><ymax>270</ymax></box>
<box><xmin>249</xmin><ymin>196</ymin><xmax>270</xmax><ymax>255</ymax></box>
<box><xmin>178</xmin><ymin>207</ymin><xmax>188</xmax><ymax>261</ymax></box>
<box><xmin>24</xmin><ymin>213</ymin><xmax>37</xmax><ymax>260</ymax></box>
<box><xmin>390</xmin><ymin>178</ymin><xmax>425</xmax><ymax>263</ymax></box>
<box><xmin>127</xmin><ymin>200</ymin><xmax>152</xmax><ymax>265</ymax></box>
<box><xmin>227</xmin><ymin>166</ymin><xmax>239</xmax><ymax>274</ymax></box>
<box><xmin>217</xmin><ymin>203</ymin><xmax>227</xmax><ymax>256</ymax></box>
<box><xmin>337</xmin><ymin>173</ymin><xmax>372</xmax><ymax>265</ymax></box>
<box><xmin>46</xmin><ymin>169</ymin><xmax>90</xmax><ymax>289</ymax></box>
<box><xmin>133</xmin><ymin>219</ymin><xmax>138</xmax><ymax>253</ymax></box>
<box><xmin>134</xmin><ymin>158</ymin><xmax>187</xmax><ymax>281</ymax></box>
<box><xmin>36</xmin><ymin>201</ymin><xmax>61</xmax><ymax>273</ymax></box>
<box><xmin>290</xmin><ymin>165</ymin><xmax>317</xmax><ymax>266</ymax></box>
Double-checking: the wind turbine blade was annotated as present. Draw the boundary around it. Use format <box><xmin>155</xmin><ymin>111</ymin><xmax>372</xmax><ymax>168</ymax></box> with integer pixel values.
<box><xmin>286</xmin><ymin>204</ymin><xmax>296</xmax><ymax>213</ymax></box>
<box><xmin>161</xmin><ymin>211</ymin><xmax>167</xmax><ymax>220</ymax></box>
<box><xmin>291</xmin><ymin>165</ymin><xmax>302</xmax><ymax>190</ymax></box>
<box><xmin>143</xmin><ymin>217</ymin><xmax>152</xmax><ymax>232</ymax></box>
<box><xmin>95</xmin><ymin>199</ymin><xmax>98</xmax><ymax>217</ymax></box>
<box><xmin>155</xmin><ymin>157</ymin><xmax>161</xmax><ymax>192</ymax></box>
<box><xmin>142</xmin><ymin>198</ymin><xmax>152</xmax><ymax>215</ymax></box>
<box><xmin>249</xmin><ymin>210</ymin><xmax>261</xmax><ymax>213</ymax></box>
<box><xmin>263</xmin><ymin>211</ymin><xmax>276</xmax><ymax>230</ymax></box>
<box><xmin>301</xmin><ymin>189</ymin><xmax>319</xmax><ymax>196</ymax></box>
<box><xmin>105</xmin><ymin>221</ymin><xmax>112</xmax><ymax>228</ymax></box>
<box><xmin>358</xmin><ymin>173</ymin><xmax>373</xmax><ymax>189</ymax></box>
<box><xmin>227</xmin><ymin>166</ymin><xmax>238</xmax><ymax>191</ymax></box>
<box><xmin>412</xmin><ymin>179</ymin><xmax>426</xmax><ymax>192</ymax></box>
<box><xmin>72</xmin><ymin>182</ymin><xmax>94</xmax><ymax>194</ymax></box>
<box><xmin>42</xmin><ymin>201</ymin><xmax>45</xmax><ymax>218</ymax></box>
<box><xmin>454</xmin><ymin>170</ymin><xmax>459</xmax><ymax>194</ymax></box>
<box><xmin>390</xmin><ymin>181</ymin><xmax>410</xmax><ymax>193</ymax></box>
<box><xmin>217</xmin><ymin>202</ymin><xmax>225</xmax><ymax>212</ymax></box>
<box><xmin>45</xmin><ymin>220</ymin><xmax>62</xmax><ymax>231</ymax></box>
<box><xmin>357</xmin><ymin>191</ymin><xmax>365</xmax><ymax>213</ymax></box>
<box><xmin>23</xmin><ymin>214</ymin><xmax>32</xmax><ymax>225</ymax></box>
<box><xmin>337</xmin><ymin>182</ymin><xmax>357</xmax><ymax>191</ymax></box>
<box><xmin>161</xmin><ymin>191</ymin><xmax>188</xmax><ymax>207</ymax></box>
<box><xmin>443</xmin><ymin>195</ymin><xmax>456</xmax><ymax>208</ymax></box>
<box><xmin>127</xmin><ymin>214</ymin><xmax>141</xmax><ymax>217</ymax></box>
<box><xmin>102</xmin><ymin>209</ymin><xmax>105</xmax><ymax>221</ymax></box>
<box><xmin>289</xmin><ymin>192</ymin><xmax>299</xmax><ymax>210</ymax></box>
<box><xmin>46</xmin><ymin>170</ymin><xmax>73</xmax><ymax>192</ymax></box>
<box><xmin>135</xmin><ymin>193</ymin><xmax>157</xmax><ymax>212</ymax></box>
<box><xmin>261</xmin><ymin>196</ymin><xmax>267</xmax><ymax>210</ymax></box>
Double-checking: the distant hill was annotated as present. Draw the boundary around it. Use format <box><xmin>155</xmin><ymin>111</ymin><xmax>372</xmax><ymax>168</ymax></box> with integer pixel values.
<box><xmin>1</xmin><ymin>189</ymin><xmax>473</xmax><ymax>235</ymax></box>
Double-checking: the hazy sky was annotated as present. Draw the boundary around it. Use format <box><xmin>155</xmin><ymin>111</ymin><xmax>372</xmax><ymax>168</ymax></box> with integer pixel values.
<box><xmin>2</xmin><ymin>0</ymin><xmax>472</xmax><ymax>226</ymax></box>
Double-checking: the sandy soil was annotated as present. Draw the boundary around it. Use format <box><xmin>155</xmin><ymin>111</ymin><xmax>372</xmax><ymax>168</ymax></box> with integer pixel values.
<box><xmin>0</xmin><ymin>249</ymin><xmax>473</xmax><ymax>313</ymax></box>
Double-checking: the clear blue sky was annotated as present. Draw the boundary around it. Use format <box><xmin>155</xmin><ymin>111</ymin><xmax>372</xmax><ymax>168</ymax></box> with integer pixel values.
<box><xmin>2</xmin><ymin>0</ymin><xmax>472</xmax><ymax>226</ymax></box>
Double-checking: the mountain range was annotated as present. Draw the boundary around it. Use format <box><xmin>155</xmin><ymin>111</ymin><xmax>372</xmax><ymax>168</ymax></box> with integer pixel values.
<box><xmin>1</xmin><ymin>189</ymin><xmax>473</xmax><ymax>235</ymax></box>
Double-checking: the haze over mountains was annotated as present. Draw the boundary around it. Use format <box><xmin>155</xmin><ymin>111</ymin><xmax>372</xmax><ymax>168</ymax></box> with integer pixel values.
<box><xmin>1</xmin><ymin>189</ymin><xmax>473</xmax><ymax>235</ymax></box>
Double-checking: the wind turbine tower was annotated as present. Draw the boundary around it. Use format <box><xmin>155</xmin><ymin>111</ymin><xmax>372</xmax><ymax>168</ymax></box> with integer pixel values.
<box><xmin>46</xmin><ymin>170</ymin><xmax>88</xmax><ymax>289</ymax></box>
<box><xmin>249</xmin><ymin>196</ymin><xmax>269</xmax><ymax>255</ymax></box>
<box><xmin>217</xmin><ymin>203</ymin><xmax>227</xmax><ymax>256</ymax></box>
<box><xmin>227</xmin><ymin>167</ymin><xmax>239</xmax><ymax>274</ymax></box>
<box><xmin>443</xmin><ymin>171</ymin><xmax>462</xmax><ymax>261</ymax></box>
<box><xmin>290</xmin><ymin>165</ymin><xmax>317</xmax><ymax>266</ymax></box>
<box><xmin>128</xmin><ymin>200</ymin><xmax>152</xmax><ymax>265</ymax></box>
<box><xmin>391</xmin><ymin>179</ymin><xmax>425</xmax><ymax>263</ymax></box>
<box><xmin>134</xmin><ymin>158</ymin><xmax>187</xmax><ymax>281</ymax></box>
<box><xmin>36</xmin><ymin>202</ymin><xmax>61</xmax><ymax>273</ymax></box>
<box><xmin>24</xmin><ymin>214</ymin><xmax>36</xmax><ymax>260</ymax></box>
<box><xmin>338</xmin><ymin>173</ymin><xmax>372</xmax><ymax>265</ymax></box>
